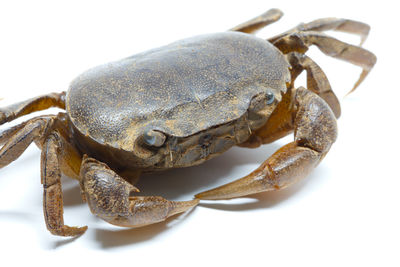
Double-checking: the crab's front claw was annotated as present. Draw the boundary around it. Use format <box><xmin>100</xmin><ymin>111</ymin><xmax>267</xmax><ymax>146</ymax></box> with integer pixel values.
<box><xmin>195</xmin><ymin>143</ymin><xmax>320</xmax><ymax>200</ymax></box>
<box><xmin>196</xmin><ymin>87</ymin><xmax>337</xmax><ymax>200</ymax></box>
<box><xmin>119</xmin><ymin>196</ymin><xmax>199</xmax><ymax>227</ymax></box>
<box><xmin>80</xmin><ymin>156</ymin><xmax>198</xmax><ymax>227</ymax></box>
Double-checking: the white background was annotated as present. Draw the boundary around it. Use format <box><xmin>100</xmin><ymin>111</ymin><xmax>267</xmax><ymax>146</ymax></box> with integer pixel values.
<box><xmin>0</xmin><ymin>0</ymin><xmax>398</xmax><ymax>266</ymax></box>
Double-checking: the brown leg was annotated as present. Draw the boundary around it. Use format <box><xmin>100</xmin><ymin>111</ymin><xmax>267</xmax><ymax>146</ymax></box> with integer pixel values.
<box><xmin>1</xmin><ymin>113</ymin><xmax>82</xmax><ymax>176</ymax></box>
<box><xmin>269</xmin><ymin>17</ymin><xmax>371</xmax><ymax>45</ymax></box>
<box><xmin>0</xmin><ymin>119</ymin><xmax>31</xmax><ymax>146</ymax></box>
<box><xmin>230</xmin><ymin>8</ymin><xmax>283</xmax><ymax>34</ymax></box>
<box><xmin>80</xmin><ymin>156</ymin><xmax>198</xmax><ymax>228</ymax></box>
<box><xmin>0</xmin><ymin>113</ymin><xmax>86</xmax><ymax>236</ymax></box>
<box><xmin>272</xmin><ymin>31</ymin><xmax>376</xmax><ymax>94</ymax></box>
<box><xmin>0</xmin><ymin>116</ymin><xmax>53</xmax><ymax>168</ymax></box>
<box><xmin>286</xmin><ymin>52</ymin><xmax>341</xmax><ymax>118</ymax></box>
<box><xmin>196</xmin><ymin>87</ymin><xmax>337</xmax><ymax>200</ymax></box>
<box><xmin>41</xmin><ymin>132</ymin><xmax>87</xmax><ymax>236</ymax></box>
<box><xmin>0</xmin><ymin>91</ymin><xmax>65</xmax><ymax>125</ymax></box>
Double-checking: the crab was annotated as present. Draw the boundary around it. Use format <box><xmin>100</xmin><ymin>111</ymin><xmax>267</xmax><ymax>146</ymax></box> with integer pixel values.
<box><xmin>0</xmin><ymin>9</ymin><xmax>376</xmax><ymax>236</ymax></box>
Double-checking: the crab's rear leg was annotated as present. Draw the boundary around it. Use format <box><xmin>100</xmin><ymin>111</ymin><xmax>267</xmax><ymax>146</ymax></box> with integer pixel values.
<box><xmin>0</xmin><ymin>91</ymin><xmax>65</xmax><ymax>125</ymax></box>
<box><xmin>230</xmin><ymin>8</ymin><xmax>283</xmax><ymax>34</ymax></box>
<box><xmin>286</xmin><ymin>52</ymin><xmax>341</xmax><ymax>118</ymax></box>
<box><xmin>272</xmin><ymin>31</ymin><xmax>376</xmax><ymax>94</ymax></box>
<box><xmin>196</xmin><ymin>87</ymin><xmax>337</xmax><ymax>200</ymax></box>
<box><xmin>0</xmin><ymin>116</ymin><xmax>53</xmax><ymax>168</ymax></box>
<box><xmin>80</xmin><ymin>156</ymin><xmax>198</xmax><ymax>228</ymax></box>
<box><xmin>269</xmin><ymin>17</ymin><xmax>371</xmax><ymax>45</ymax></box>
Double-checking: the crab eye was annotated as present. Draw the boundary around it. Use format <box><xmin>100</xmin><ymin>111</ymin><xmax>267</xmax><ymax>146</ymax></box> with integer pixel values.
<box><xmin>266</xmin><ymin>91</ymin><xmax>275</xmax><ymax>105</ymax></box>
<box><xmin>143</xmin><ymin>130</ymin><xmax>166</xmax><ymax>147</ymax></box>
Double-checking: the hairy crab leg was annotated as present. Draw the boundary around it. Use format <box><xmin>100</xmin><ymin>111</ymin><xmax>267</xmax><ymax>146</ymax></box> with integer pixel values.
<box><xmin>0</xmin><ymin>117</ymin><xmax>53</xmax><ymax>169</ymax></box>
<box><xmin>41</xmin><ymin>132</ymin><xmax>87</xmax><ymax>236</ymax></box>
<box><xmin>269</xmin><ymin>17</ymin><xmax>371</xmax><ymax>45</ymax></box>
<box><xmin>272</xmin><ymin>31</ymin><xmax>376</xmax><ymax>94</ymax></box>
<box><xmin>0</xmin><ymin>120</ymin><xmax>30</xmax><ymax>146</ymax></box>
<box><xmin>0</xmin><ymin>113</ymin><xmax>85</xmax><ymax>236</ymax></box>
<box><xmin>230</xmin><ymin>8</ymin><xmax>283</xmax><ymax>34</ymax></box>
<box><xmin>196</xmin><ymin>87</ymin><xmax>337</xmax><ymax>200</ymax></box>
<box><xmin>0</xmin><ymin>91</ymin><xmax>65</xmax><ymax>125</ymax></box>
<box><xmin>286</xmin><ymin>52</ymin><xmax>341</xmax><ymax>118</ymax></box>
<box><xmin>80</xmin><ymin>156</ymin><xmax>199</xmax><ymax>228</ymax></box>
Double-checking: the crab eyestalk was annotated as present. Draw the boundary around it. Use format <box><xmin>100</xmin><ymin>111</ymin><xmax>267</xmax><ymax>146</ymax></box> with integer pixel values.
<box><xmin>143</xmin><ymin>130</ymin><xmax>166</xmax><ymax>147</ymax></box>
<box><xmin>131</xmin><ymin>130</ymin><xmax>167</xmax><ymax>160</ymax></box>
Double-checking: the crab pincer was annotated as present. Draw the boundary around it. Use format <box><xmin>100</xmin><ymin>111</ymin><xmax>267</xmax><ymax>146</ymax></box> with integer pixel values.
<box><xmin>80</xmin><ymin>156</ymin><xmax>199</xmax><ymax>228</ymax></box>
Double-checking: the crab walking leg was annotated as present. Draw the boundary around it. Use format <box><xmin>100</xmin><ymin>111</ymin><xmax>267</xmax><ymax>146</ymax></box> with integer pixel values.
<box><xmin>286</xmin><ymin>52</ymin><xmax>341</xmax><ymax>118</ymax></box>
<box><xmin>0</xmin><ymin>91</ymin><xmax>66</xmax><ymax>125</ymax></box>
<box><xmin>0</xmin><ymin>120</ymin><xmax>30</xmax><ymax>146</ymax></box>
<box><xmin>80</xmin><ymin>156</ymin><xmax>199</xmax><ymax>228</ymax></box>
<box><xmin>41</xmin><ymin>132</ymin><xmax>88</xmax><ymax>236</ymax></box>
<box><xmin>196</xmin><ymin>87</ymin><xmax>337</xmax><ymax>200</ymax></box>
<box><xmin>272</xmin><ymin>31</ymin><xmax>376</xmax><ymax>94</ymax></box>
<box><xmin>269</xmin><ymin>17</ymin><xmax>371</xmax><ymax>45</ymax></box>
<box><xmin>0</xmin><ymin>117</ymin><xmax>53</xmax><ymax>169</ymax></box>
<box><xmin>0</xmin><ymin>113</ymin><xmax>87</xmax><ymax>236</ymax></box>
<box><xmin>230</xmin><ymin>8</ymin><xmax>283</xmax><ymax>34</ymax></box>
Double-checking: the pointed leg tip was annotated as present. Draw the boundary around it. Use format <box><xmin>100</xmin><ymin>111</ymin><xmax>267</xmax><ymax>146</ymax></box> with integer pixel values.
<box><xmin>75</xmin><ymin>226</ymin><xmax>89</xmax><ymax>236</ymax></box>
<box><xmin>194</xmin><ymin>175</ymin><xmax>263</xmax><ymax>200</ymax></box>
<box><xmin>51</xmin><ymin>225</ymin><xmax>88</xmax><ymax>237</ymax></box>
<box><xmin>67</xmin><ymin>225</ymin><xmax>88</xmax><ymax>237</ymax></box>
<box><xmin>64</xmin><ymin>225</ymin><xmax>88</xmax><ymax>237</ymax></box>
<box><xmin>194</xmin><ymin>191</ymin><xmax>224</xmax><ymax>200</ymax></box>
<box><xmin>168</xmin><ymin>199</ymin><xmax>199</xmax><ymax>217</ymax></box>
<box><xmin>195</xmin><ymin>193</ymin><xmax>207</xmax><ymax>200</ymax></box>
<box><xmin>194</xmin><ymin>192</ymin><xmax>209</xmax><ymax>200</ymax></box>
<box><xmin>269</xmin><ymin>8</ymin><xmax>284</xmax><ymax>16</ymax></box>
<box><xmin>186</xmin><ymin>198</ymin><xmax>200</xmax><ymax>206</ymax></box>
<box><xmin>195</xmin><ymin>186</ymin><xmax>228</xmax><ymax>200</ymax></box>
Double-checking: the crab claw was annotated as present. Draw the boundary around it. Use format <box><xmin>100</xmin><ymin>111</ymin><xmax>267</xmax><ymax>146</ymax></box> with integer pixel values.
<box><xmin>116</xmin><ymin>197</ymin><xmax>199</xmax><ymax>227</ymax></box>
<box><xmin>80</xmin><ymin>156</ymin><xmax>199</xmax><ymax>228</ymax></box>
<box><xmin>195</xmin><ymin>171</ymin><xmax>269</xmax><ymax>200</ymax></box>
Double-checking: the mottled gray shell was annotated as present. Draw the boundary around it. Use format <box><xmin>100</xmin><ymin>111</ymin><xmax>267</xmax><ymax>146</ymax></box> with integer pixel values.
<box><xmin>66</xmin><ymin>32</ymin><xmax>290</xmax><ymax>151</ymax></box>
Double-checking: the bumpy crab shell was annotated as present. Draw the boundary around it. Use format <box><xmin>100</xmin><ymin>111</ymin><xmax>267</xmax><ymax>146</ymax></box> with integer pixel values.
<box><xmin>66</xmin><ymin>32</ymin><xmax>290</xmax><ymax>152</ymax></box>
